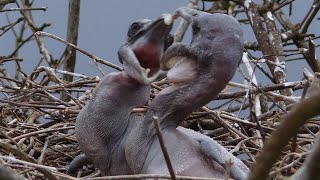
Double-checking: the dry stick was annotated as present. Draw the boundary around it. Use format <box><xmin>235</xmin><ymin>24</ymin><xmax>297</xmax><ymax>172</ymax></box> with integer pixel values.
<box><xmin>242</xmin><ymin>52</ymin><xmax>263</xmax><ymax>146</ymax></box>
<box><xmin>303</xmin><ymin>37</ymin><xmax>318</xmax><ymax>72</ymax></box>
<box><xmin>12</xmin><ymin>126</ymin><xmax>75</xmax><ymax>141</ymax></box>
<box><xmin>254</xmin><ymin>59</ymin><xmax>275</xmax><ymax>83</ymax></box>
<box><xmin>0</xmin><ymin>7</ymin><xmax>47</xmax><ymax>12</ymax></box>
<box><xmin>0</xmin><ymin>156</ymin><xmax>57</xmax><ymax>172</ymax></box>
<box><xmin>244</xmin><ymin>1</ymin><xmax>293</xmax><ymax>104</ymax></box>
<box><xmin>15</xmin><ymin>1</ymin><xmax>52</xmax><ymax>64</ymax></box>
<box><xmin>243</xmin><ymin>76</ymin><xmax>288</xmax><ymax>114</ymax></box>
<box><xmin>4</xmin><ymin>18</ymin><xmax>19</xmax><ymax>50</ymax></box>
<box><xmin>0</xmin><ymin>141</ymin><xmax>57</xmax><ymax>180</ymax></box>
<box><xmin>153</xmin><ymin>117</ymin><xmax>176</xmax><ymax>180</ymax></box>
<box><xmin>0</xmin><ymin>18</ymin><xmax>23</xmax><ymax>37</ymax></box>
<box><xmin>273</xmin><ymin>3</ymin><xmax>320</xmax><ymax>72</ymax></box>
<box><xmin>0</xmin><ymin>131</ymin><xmax>21</xmax><ymax>151</ymax></box>
<box><xmin>0</xmin><ymin>0</ymin><xmax>14</xmax><ymax>6</ymax></box>
<box><xmin>173</xmin><ymin>0</ymin><xmax>198</xmax><ymax>43</ymax></box>
<box><xmin>248</xmin><ymin>93</ymin><xmax>320</xmax><ymax>180</ymax></box>
<box><xmin>35</xmin><ymin>31</ymin><xmax>123</xmax><ymax>72</ymax></box>
<box><xmin>0</xmin><ymin>57</ymin><xmax>23</xmax><ymax>63</ymax></box>
<box><xmin>58</xmin><ymin>85</ymin><xmax>83</xmax><ymax>108</ymax></box>
<box><xmin>220</xmin><ymin>113</ymin><xmax>274</xmax><ymax>131</ymax></box>
<box><xmin>203</xmin><ymin>107</ymin><xmax>260</xmax><ymax>149</ymax></box>
<box><xmin>290</xmin><ymin>135</ymin><xmax>320</xmax><ymax>180</ymax></box>
<box><xmin>0</xmin><ymin>99</ymin><xmax>67</xmax><ymax>110</ymax></box>
<box><xmin>50</xmin><ymin>171</ymin><xmax>77</xmax><ymax>180</ymax></box>
<box><xmin>230</xmin><ymin>137</ymin><xmax>262</xmax><ymax>154</ymax></box>
<box><xmin>267</xmin><ymin>91</ymin><xmax>300</xmax><ymax>103</ymax></box>
<box><xmin>37</xmin><ymin>66</ymin><xmax>92</xmax><ymax>80</ymax></box>
<box><xmin>262</xmin><ymin>3</ymin><xmax>288</xmax><ymax>87</ymax></box>
<box><xmin>0</xmin><ymin>75</ymin><xmax>22</xmax><ymax>85</ymax></box>
<box><xmin>271</xmin><ymin>152</ymin><xmax>307</xmax><ymax>177</ymax></box>
<box><xmin>301</xmin><ymin>1</ymin><xmax>320</xmax><ymax>34</ymax></box>
<box><xmin>62</xmin><ymin>0</ymin><xmax>81</xmax><ymax>101</ymax></box>
<box><xmin>273</xmin><ymin>0</ymin><xmax>295</xmax><ymax>12</ymax></box>
<box><xmin>249</xmin><ymin>91</ymin><xmax>266</xmax><ymax>142</ymax></box>
<box><xmin>9</xmin><ymin>32</ymin><xmax>36</xmax><ymax>58</ymax></box>
<box><xmin>215</xmin><ymin>80</ymin><xmax>306</xmax><ymax>100</ymax></box>
<box><xmin>42</xmin><ymin>90</ymin><xmax>72</xmax><ymax>107</ymax></box>
<box><xmin>38</xmin><ymin>137</ymin><xmax>49</xmax><ymax>164</ymax></box>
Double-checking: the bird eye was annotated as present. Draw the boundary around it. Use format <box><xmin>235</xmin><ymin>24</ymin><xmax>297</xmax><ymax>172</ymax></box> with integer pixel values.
<box><xmin>129</xmin><ymin>22</ymin><xmax>142</xmax><ymax>35</ymax></box>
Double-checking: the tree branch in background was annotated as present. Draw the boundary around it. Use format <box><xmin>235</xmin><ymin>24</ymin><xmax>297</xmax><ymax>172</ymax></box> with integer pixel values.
<box><xmin>273</xmin><ymin>1</ymin><xmax>320</xmax><ymax>72</ymax></box>
<box><xmin>61</xmin><ymin>0</ymin><xmax>81</xmax><ymax>101</ymax></box>
<box><xmin>173</xmin><ymin>0</ymin><xmax>198</xmax><ymax>43</ymax></box>
<box><xmin>0</xmin><ymin>0</ymin><xmax>14</xmax><ymax>7</ymax></box>
<box><xmin>248</xmin><ymin>92</ymin><xmax>320</xmax><ymax>180</ymax></box>
<box><xmin>14</xmin><ymin>0</ymin><xmax>52</xmax><ymax>65</ymax></box>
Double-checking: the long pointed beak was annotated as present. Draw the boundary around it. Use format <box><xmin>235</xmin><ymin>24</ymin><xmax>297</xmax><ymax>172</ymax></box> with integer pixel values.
<box><xmin>121</xmin><ymin>14</ymin><xmax>174</xmax><ymax>84</ymax></box>
<box><xmin>138</xmin><ymin>14</ymin><xmax>173</xmax><ymax>44</ymax></box>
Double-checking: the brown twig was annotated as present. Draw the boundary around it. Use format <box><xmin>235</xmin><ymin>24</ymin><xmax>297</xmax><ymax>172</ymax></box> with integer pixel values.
<box><xmin>248</xmin><ymin>93</ymin><xmax>320</xmax><ymax>180</ymax></box>
<box><xmin>153</xmin><ymin>117</ymin><xmax>176</xmax><ymax>180</ymax></box>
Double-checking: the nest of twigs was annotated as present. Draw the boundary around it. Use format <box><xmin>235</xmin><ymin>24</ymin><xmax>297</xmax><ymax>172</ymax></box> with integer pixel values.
<box><xmin>0</xmin><ymin>48</ymin><xmax>318</xmax><ymax>180</ymax></box>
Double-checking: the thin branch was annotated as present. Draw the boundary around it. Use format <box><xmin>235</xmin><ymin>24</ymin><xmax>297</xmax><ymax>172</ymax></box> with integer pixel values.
<box><xmin>35</xmin><ymin>31</ymin><xmax>122</xmax><ymax>72</ymax></box>
<box><xmin>153</xmin><ymin>117</ymin><xmax>176</xmax><ymax>180</ymax></box>
<box><xmin>0</xmin><ymin>7</ymin><xmax>47</xmax><ymax>12</ymax></box>
<box><xmin>248</xmin><ymin>93</ymin><xmax>320</xmax><ymax>180</ymax></box>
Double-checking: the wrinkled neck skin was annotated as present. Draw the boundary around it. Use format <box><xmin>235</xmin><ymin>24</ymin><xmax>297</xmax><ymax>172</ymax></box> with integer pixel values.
<box><xmin>75</xmin><ymin>72</ymin><xmax>149</xmax><ymax>175</ymax></box>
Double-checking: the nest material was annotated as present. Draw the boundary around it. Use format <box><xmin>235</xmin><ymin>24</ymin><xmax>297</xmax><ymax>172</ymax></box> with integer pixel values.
<box><xmin>0</xmin><ymin>58</ymin><xmax>318</xmax><ymax>180</ymax></box>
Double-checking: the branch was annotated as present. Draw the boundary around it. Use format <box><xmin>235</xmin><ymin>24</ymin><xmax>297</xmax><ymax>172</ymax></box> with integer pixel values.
<box><xmin>61</xmin><ymin>0</ymin><xmax>81</xmax><ymax>101</ymax></box>
<box><xmin>248</xmin><ymin>93</ymin><xmax>320</xmax><ymax>180</ymax></box>
<box><xmin>173</xmin><ymin>0</ymin><xmax>198</xmax><ymax>43</ymax></box>
<box><xmin>153</xmin><ymin>117</ymin><xmax>176</xmax><ymax>180</ymax></box>
<box><xmin>35</xmin><ymin>31</ymin><xmax>122</xmax><ymax>72</ymax></box>
<box><xmin>0</xmin><ymin>0</ymin><xmax>14</xmax><ymax>7</ymax></box>
<box><xmin>0</xmin><ymin>7</ymin><xmax>47</xmax><ymax>12</ymax></box>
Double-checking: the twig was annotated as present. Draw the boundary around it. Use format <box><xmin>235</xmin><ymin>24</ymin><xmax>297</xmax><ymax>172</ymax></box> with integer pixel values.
<box><xmin>35</xmin><ymin>31</ymin><xmax>122</xmax><ymax>72</ymax></box>
<box><xmin>61</xmin><ymin>0</ymin><xmax>81</xmax><ymax>101</ymax></box>
<box><xmin>153</xmin><ymin>117</ymin><xmax>176</xmax><ymax>180</ymax></box>
<box><xmin>12</xmin><ymin>126</ymin><xmax>75</xmax><ymax>141</ymax></box>
<box><xmin>173</xmin><ymin>0</ymin><xmax>198</xmax><ymax>42</ymax></box>
<box><xmin>0</xmin><ymin>18</ymin><xmax>23</xmax><ymax>37</ymax></box>
<box><xmin>216</xmin><ymin>80</ymin><xmax>306</xmax><ymax>100</ymax></box>
<box><xmin>0</xmin><ymin>141</ymin><xmax>57</xmax><ymax>180</ymax></box>
<box><xmin>248</xmin><ymin>93</ymin><xmax>320</xmax><ymax>180</ymax></box>
<box><xmin>0</xmin><ymin>7</ymin><xmax>47</xmax><ymax>12</ymax></box>
<box><xmin>0</xmin><ymin>0</ymin><xmax>14</xmax><ymax>7</ymax></box>
<box><xmin>301</xmin><ymin>1</ymin><xmax>320</xmax><ymax>34</ymax></box>
<box><xmin>0</xmin><ymin>156</ymin><xmax>57</xmax><ymax>172</ymax></box>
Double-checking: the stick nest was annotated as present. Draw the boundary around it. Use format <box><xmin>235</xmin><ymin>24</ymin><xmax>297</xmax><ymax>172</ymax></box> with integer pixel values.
<box><xmin>0</xmin><ymin>57</ymin><xmax>318</xmax><ymax>180</ymax></box>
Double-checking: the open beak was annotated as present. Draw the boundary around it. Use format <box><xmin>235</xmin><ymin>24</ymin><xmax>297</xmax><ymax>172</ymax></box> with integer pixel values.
<box><xmin>121</xmin><ymin>14</ymin><xmax>174</xmax><ymax>84</ymax></box>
